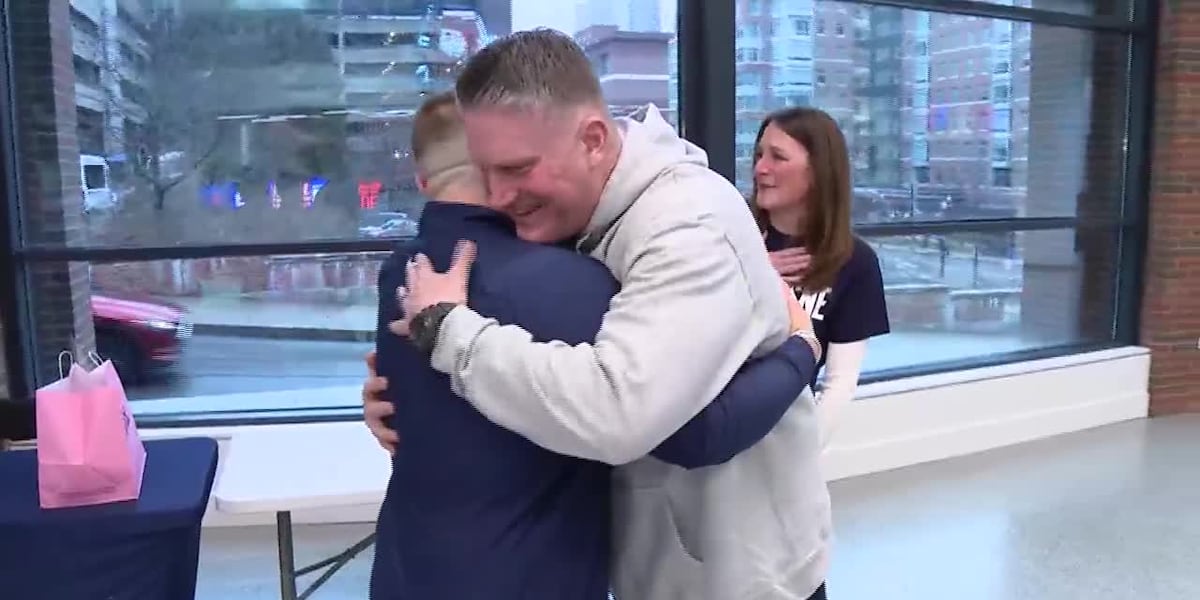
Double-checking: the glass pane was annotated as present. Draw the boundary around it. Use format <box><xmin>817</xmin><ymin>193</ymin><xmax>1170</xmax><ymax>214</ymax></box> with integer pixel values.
<box><xmin>14</xmin><ymin>0</ymin><xmax>678</xmax><ymax>248</ymax></box>
<box><xmin>734</xmin><ymin>2</ymin><xmax>1129</xmax><ymax>223</ymax></box>
<box><xmin>861</xmin><ymin>227</ymin><xmax>1118</xmax><ymax>373</ymax></box>
<box><xmin>28</xmin><ymin>253</ymin><xmax>388</xmax><ymax>417</ymax></box>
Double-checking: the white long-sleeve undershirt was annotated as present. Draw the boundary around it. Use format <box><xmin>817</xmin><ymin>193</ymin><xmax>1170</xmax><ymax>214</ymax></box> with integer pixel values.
<box><xmin>815</xmin><ymin>340</ymin><xmax>868</xmax><ymax>450</ymax></box>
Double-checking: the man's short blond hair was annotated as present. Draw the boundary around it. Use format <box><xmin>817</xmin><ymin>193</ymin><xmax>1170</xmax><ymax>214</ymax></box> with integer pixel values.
<box><xmin>411</xmin><ymin>91</ymin><xmax>473</xmax><ymax>194</ymax></box>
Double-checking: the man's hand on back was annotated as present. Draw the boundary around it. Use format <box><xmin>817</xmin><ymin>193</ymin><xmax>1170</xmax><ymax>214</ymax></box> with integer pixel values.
<box><xmin>363</xmin><ymin>351</ymin><xmax>399</xmax><ymax>454</ymax></box>
<box><xmin>390</xmin><ymin>240</ymin><xmax>477</xmax><ymax>338</ymax></box>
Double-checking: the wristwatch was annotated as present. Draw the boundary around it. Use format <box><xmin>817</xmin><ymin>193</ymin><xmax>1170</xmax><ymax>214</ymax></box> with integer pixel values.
<box><xmin>792</xmin><ymin>329</ymin><xmax>822</xmax><ymax>362</ymax></box>
<box><xmin>409</xmin><ymin>302</ymin><xmax>460</xmax><ymax>354</ymax></box>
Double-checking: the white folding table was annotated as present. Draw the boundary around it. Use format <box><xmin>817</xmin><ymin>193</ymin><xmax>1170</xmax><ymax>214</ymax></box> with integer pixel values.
<box><xmin>214</xmin><ymin>423</ymin><xmax>392</xmax><ymax>600</ymax></box>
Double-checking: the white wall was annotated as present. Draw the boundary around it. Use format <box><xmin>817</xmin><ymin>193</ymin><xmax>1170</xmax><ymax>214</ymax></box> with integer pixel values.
<box><xmin>824</xmin><ymin>346</ymin><xmax>1149</xmax><ymax>480</ymax></box>
<box><xmin>138</xmin><ymin>346</ymin><xmax>1150</xmax><ymax>528</ymax></box>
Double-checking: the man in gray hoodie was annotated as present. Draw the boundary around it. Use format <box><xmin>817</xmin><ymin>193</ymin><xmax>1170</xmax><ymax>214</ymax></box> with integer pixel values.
<box><xmin>397</xmin><ymin>29</ymin><xmax>831</xmax><ymax>600</ymax></box>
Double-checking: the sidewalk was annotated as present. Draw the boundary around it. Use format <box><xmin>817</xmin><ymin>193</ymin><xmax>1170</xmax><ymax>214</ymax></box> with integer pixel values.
<box><xmin>175</xmin><ymin>296</ymin><xmax>377</xmax><ymax>341</ymax></box>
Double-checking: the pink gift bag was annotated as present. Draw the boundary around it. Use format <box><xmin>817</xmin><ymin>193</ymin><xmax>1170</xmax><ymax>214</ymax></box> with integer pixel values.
<box><xmin>35</xmin><ymin>352</ymin><xmax>146</xmax><ymax>509</ymax></box>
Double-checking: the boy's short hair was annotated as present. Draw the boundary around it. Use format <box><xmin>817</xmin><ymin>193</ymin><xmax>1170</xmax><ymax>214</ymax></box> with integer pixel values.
<box><xmin>410</xmin><ymin>91</ymin><xmax>473</xmax><ymax>192</ymax></box>
<box><xmin>411</xmin><ymin>91</ymin><xmax>461</xmax><ymax>166</ymax></box>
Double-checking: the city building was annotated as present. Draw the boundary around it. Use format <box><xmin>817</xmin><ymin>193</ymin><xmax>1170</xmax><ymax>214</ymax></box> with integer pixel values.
<box><xmin>577</xmin><ymin>0</ymin><xmax>661</xmax><ymax>33</ymax></box>
<box><xmin>69</xmin><ymin>0</ymin><xmax>150</xmax><ymax>157</ymax></box>
<box><xmin>575</xmin><ymin>25</ymin><xmax>674</xmax><ymax>121</ymax></box>
<box><xmin>112</xmin><ymin>0</ymin><xmax>511</xmax><ymax>215</ymax></box>
<box><xmin>732</xmin><ymin>0</ymin><xmax>1031</xmax><ymax>221</ymax></box>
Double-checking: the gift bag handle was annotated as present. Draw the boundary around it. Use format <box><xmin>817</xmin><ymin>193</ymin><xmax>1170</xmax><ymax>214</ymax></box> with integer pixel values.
<box><xmin>58</xmin><ymin>351</ymin><xmax>73</xmax><ymax>379</ymax></box>
<box><xmin>87</xmin><ymin>351</ymin><xmax>104</xmax><ymax>367</ymax></box>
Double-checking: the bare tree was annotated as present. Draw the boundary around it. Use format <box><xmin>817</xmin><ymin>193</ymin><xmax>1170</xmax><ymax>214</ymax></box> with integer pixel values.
<box><xmin>95</xmin><ymin>5</ymin><xmax>345</xmax><ymax>212</ymax></box>
<box><xmin>94</xmin><ymin>4</ymin><xmax>224</xmax><ymax>210</ymax></box>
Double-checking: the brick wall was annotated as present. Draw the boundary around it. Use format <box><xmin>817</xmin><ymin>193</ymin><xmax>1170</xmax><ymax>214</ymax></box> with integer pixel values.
<box><xmin>10</xmin><ymin>1</ymin><xmax>96</xmax><ymax>384</ymax></box>
<box><xmin>1141</xmin><ymin>0</ymin><xmax>1200</xmax><ymax>415</ymax></box>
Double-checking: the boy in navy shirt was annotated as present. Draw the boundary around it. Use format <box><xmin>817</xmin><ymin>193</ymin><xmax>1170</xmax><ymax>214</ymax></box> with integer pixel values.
<box><xmin>368</xmin><ymin>92</ymin><xmax>820</xmax><ymax>599</ymax></box>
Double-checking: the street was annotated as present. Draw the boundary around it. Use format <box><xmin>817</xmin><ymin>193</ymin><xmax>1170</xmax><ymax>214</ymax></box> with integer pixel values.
<box><xmin>875</xmin><ymin>245</ymin><xmax>1021</xmax><ymax>290</ymax></box>
<box><xmin>129</xmin><ymin>334</ymin><xmax>373</xmax><ymax>401</ymax></box>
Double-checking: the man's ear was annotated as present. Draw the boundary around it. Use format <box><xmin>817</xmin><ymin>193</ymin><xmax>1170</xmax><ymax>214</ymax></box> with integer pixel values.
<box><xmin>579</xmin><ymin>115</ymin><xmax>610</xmax><ymax>166</ymax></box>
<box><xmin>414</xmin><ymin>174</ymin><xmax>429</xmax><ymax>194</ymax></box>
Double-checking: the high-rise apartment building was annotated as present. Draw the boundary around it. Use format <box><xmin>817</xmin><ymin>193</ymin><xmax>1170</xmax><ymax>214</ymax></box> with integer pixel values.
<box><xmin>69</xmin><ymin>0</ymin><xmax>151</xmax><ymax>157</ymax></box>
<box><xmin>578</xmin><ymin>0</ymin><xmax>661</xmax><ymax>33</ymax></box>
<box><xmin>734</xmin><ymin>0</ymin><xmax>1031</xmax><ymax>217</ymax></box>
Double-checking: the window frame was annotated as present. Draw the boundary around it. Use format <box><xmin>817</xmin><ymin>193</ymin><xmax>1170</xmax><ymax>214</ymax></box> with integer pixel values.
<box><xmin>0</xmin><ymin>0</ymin><xmax>1158</xmax><ymax>426</ymax></box>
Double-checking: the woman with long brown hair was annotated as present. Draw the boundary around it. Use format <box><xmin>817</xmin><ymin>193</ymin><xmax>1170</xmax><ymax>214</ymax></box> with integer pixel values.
<box><xmin>751</xmin><ymin>107</ymin><xmax>890</xmax><ymax>448</ymax></box>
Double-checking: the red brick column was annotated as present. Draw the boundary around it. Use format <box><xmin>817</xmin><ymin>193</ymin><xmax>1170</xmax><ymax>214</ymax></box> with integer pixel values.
<box><xmin>10</xmin><ymin>0</ymin><xmax>96</xmax><ymax>383</ymax></box>
<box><xmin>1140</xmin><ymin>0</ymin><xmax>1200</xmax><ymax>414</ymax></box>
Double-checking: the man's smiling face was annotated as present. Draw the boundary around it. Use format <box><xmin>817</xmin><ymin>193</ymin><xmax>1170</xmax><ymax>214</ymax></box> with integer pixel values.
<box><xmin>462</xmin><ymin>105</ymin><xmax>599</xmax><ymax>244</ymax></box>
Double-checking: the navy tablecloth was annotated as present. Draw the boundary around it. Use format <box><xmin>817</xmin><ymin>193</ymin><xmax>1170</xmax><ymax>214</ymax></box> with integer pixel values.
<box><xmin>0</xmin><ymin>437</ymin><xmax>219</xmax><ymax>600</ymax></box>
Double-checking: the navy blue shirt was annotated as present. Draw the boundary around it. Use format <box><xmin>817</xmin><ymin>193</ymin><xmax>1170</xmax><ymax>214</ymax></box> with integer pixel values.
<box><xmin>370</xmin><ymin>202</ymin><xmax>816</xmax><ymax>600</ymax></box>
<box><xmin>765</xmin><ymin>228</ymin><xmax>891</xmax><ymax>385</ymax></box>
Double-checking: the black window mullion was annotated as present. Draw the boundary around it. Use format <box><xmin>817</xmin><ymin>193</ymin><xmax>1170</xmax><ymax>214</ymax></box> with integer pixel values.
<box><xmin>679</xmin><ymin>0</ymin><xmax>736</xmax><ymax>183</ymax></box>
<box><xmin>0</xmin><ymin>0</ymin><xmax>37</xmax><ymax>403</ymax></box>
<box><xmin>1113</xmin><ymin>0</ymin><xmax>1160</xmax><ymax>344</ymax></box>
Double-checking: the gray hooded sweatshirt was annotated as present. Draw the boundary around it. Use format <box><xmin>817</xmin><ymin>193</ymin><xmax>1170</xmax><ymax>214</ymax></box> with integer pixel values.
<box><xmin>431</xmin><ymin>104</ymin><xmax>831</xmax><ymax>599</ymax></box>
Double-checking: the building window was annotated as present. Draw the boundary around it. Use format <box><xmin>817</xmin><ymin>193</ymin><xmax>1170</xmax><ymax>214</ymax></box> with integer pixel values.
<box><xmin>991</xmin><ymin>138</ymin><xmax>1011</xmax><ymax>162</ymax></box>
<box><xmin>593</xmin><ymin>53</ymin><xmax>610</xmax><ymax>75</ymax></box>
<box><xmin>69</xmin><ymin>6</ymin><xmax>100</xmax><ymax>39</ymax></box>
<box><xmin>738</xmin><ymin>48</ymin><xmax>751</xmax><ymax>62</ymax></box>
<box><xmin>72</xmin><ymin>56</ymin><xmax>101</xmax><ymax>87</ymax></box>
<box><xmin>991</xmin><ymin>108</ymin><xmax>1011</xmax><ymax>132</ymax></box>
<box><xmin>793</xmin><ymin>17</ymin><xmax>810</xmax><ymax>36</ymax></box>
<box><xmin>724</xmin><ymin>4</ymin><xmax>1128</xmax><ymax>374</ymax></box>
<box><xmin>992</xmin><ymin>167</ymin><xmax>1012</xmax><ymax>187</ymax></box>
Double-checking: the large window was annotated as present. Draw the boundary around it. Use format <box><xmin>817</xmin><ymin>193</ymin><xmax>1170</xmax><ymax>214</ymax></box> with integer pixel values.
<box><xmin>0</xmin><ymin>0</ymin><xmax>1147</xmax><ymax>424</ymax></box>
<box><xmin>3</xmin><ymin>0</ymin><xmax>678</xmax><ymax>421</ymax></box>
<box><xmin>734</xmin><ymin>0</ymin><xmax>1134</xmax><ymax>375</ymax></box>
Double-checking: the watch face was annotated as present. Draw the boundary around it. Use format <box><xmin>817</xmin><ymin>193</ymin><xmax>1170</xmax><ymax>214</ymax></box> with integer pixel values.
<box><xmin>414</xmin><ymin>310</ymin><xmax>435</xmax><ymax>344</ymax></box>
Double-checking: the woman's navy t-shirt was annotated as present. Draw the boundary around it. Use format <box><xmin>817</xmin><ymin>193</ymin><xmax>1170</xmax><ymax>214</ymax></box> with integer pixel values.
<box><xmin>764</xmin><ymin>228</ymin><xmax>890</xmax><ymax>385</ymax></box>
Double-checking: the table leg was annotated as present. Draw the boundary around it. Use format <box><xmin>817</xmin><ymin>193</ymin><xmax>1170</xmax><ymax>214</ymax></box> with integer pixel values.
<box><xmin>276</xmin><ymin>511</ymin><xmax>298</xmax><ymax>600</ymax></box>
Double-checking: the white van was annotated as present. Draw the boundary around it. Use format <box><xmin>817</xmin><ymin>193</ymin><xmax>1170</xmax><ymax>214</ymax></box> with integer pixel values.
<box><xmin>80</xmin><ymin>154</ymin><xmax>117</xmax><ymax>212</ymax></box>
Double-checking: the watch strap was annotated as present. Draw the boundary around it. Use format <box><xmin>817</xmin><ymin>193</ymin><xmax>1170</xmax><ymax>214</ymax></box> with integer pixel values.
<box><xmin>411</xmin><ymin>302</ymin><xmax>459</xmax><ymax>354</ymax></box>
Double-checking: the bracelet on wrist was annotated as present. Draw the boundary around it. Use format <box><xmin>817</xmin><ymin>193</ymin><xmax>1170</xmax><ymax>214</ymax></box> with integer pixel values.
<box><xmin>792</xmin><ymin>330</ymin><xmax>822</xmax><ymax>361</ymax></box>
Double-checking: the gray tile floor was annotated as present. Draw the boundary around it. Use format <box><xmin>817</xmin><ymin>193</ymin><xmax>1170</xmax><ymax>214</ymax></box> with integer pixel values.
<box><xmin>197</xmin><ymin>415</ymin><xmax>1200</xmax><ymax>599</ymax></box>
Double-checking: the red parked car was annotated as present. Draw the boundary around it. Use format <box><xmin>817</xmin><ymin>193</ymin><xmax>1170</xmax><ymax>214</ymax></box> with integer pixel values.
<box><xmin>91</xmin><ymin>292</ymin><xmax>192</xmax><ymax>383</ymax></box>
